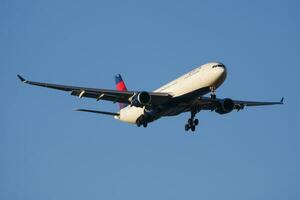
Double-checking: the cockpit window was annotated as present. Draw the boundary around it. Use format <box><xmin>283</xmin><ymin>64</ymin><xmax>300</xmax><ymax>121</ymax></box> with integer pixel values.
<box><xmin>212</xmin><ymin>64</ymin><xmax>225</xmax><ymax>68</ymax></box>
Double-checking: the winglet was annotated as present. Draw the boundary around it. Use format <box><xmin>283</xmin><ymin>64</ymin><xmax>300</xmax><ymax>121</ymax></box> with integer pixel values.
<box><xmin>17</xmin><ymin>74</ymin><xmax>27</xmax><ymax>83</ymax></box>
<box><xmin>280</xmin><ymin>97</ymin><xmax>284</xmax><ymax>104</ymax></box>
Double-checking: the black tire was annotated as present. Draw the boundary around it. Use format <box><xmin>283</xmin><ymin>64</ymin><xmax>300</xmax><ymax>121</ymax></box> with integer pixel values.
<box><xmin>185</xmin><ymin>124</ymin><xmax>190</xmax><ymax>131</ymax></box>
<box><xmin>140</xmin><ymin>115</ymin><xmax>144</xmax><ymax>121</ymax></box>
<box><xmin>191</xmin><ymin>125</ymin><xmax>196</xmax><ymax>132</ymax></box>
<box><xmin>194</xmin><ymin>119</ymin><xmax>199</xmax><ymax>126</ymax></box>
<box><xmin>143</xmin><ymin>122</ymin><xmax>148</xmax><ymax>128</ymax></box>
<box><xmin>188</xmin><ymin>118</ymin><xmax>193</xmax><ymax>126</ymax></box>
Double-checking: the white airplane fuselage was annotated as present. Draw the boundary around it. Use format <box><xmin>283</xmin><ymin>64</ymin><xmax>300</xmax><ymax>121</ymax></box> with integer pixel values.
<box><xmin>116</xmin><ymin>62</ymin><xmax>227</xmax><ymax>124</ymax></box>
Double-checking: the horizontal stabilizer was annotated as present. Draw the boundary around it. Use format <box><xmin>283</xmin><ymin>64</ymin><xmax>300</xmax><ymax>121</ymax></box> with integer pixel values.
<box><xmin>75</xmin><ymin>109</ymin><xmax>119</xmax><ymax>116</ymax></box>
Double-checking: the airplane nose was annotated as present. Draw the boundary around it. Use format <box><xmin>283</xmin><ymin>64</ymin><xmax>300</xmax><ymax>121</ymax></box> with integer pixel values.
<box><xmin>211</xmin><ymin>63</ymin><xmax>227</xmax><ymax>78</ymax></box>
<box><xmin>220</xmin><ymin>66</ymin><xmax>225</xmax><ymax>74</ymax></box>
<box><xmin>218</xmin><ymin>64</ymin><xmax>226</xmax><ymax>74</ymax></box>
<box><xmin>210</xmin><ymin>63</ymin><xmax>227</xmax><ymax>88</ymax></box>
<box><xmin>219</xmin><ymin>66</ymin><xmax>227</xmax><ymax>81</ymax></box>
<box><xmin>215</xmin><ymin>64</ymin><xmax>227</xmax><ymax>79</ymax></box>
<box><xmin>215</xmin><ymin>65</ymin><xmax>225</xmax><ymax>74</ymax></box>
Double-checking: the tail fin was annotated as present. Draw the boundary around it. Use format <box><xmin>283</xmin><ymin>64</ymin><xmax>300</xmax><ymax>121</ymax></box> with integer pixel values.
<box><xmin>115</xmin><ymin>74</ymin><xmax>128</xmax><ymax>109</ymax></box>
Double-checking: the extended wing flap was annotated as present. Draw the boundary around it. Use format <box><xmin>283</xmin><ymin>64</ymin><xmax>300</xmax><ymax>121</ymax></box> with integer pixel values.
<box><xmin>70</xmin><ymin>90</ymin><xmax>129</xmax><ymax>103</ymax></box>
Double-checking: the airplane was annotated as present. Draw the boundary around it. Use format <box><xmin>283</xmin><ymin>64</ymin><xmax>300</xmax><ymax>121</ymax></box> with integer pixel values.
<box><xmin>17</xmin><ymin>62</ymin><xmax>284</xmax><ymax>132</ymax></box>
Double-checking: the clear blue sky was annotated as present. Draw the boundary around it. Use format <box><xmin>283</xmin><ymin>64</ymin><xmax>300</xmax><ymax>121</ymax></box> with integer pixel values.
<box><xmin>1</xmin><ymin>0</ymin><xmax>299</xmax><ymax>199</ymax></box>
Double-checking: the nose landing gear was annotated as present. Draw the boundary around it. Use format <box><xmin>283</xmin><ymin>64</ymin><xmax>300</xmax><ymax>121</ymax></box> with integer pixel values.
<box><xmin>210</xmin><ymin>86</ymin><xmax>216</xmax><ymax>99</ymax></box>
<box><xmin>185</xmin><ymin>110</ymin><xmax>199</xmax><ymax>132</ymax></box>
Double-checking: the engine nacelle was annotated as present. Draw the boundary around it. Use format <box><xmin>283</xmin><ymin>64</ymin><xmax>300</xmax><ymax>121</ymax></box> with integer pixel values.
<box><xmin>215</xmin><ymin>98</ymin><xmax>234</xmax><ymax>114</ymax></box>
<box><xmin>130</xmin><ymin>91</ymin><xmax>151</xmax><ymax>108</ymax></box>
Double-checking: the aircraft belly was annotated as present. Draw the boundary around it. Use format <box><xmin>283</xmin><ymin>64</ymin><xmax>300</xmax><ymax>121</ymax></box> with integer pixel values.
<box><xmin>162</xmin><ymin>107</ymin><xmax>187</xmax><ymax>116</ymax></box>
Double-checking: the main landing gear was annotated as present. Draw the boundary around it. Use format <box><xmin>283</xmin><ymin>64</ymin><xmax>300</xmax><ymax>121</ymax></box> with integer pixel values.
<box><xmin>185</xmin><ymin>86</ymin><xmax>217</xmax><ymax>132</ymax></box>
<box><xmin>185</xmin><ymin>110</ymin><xmax>199</xmax><ymax>132</ymax></box>
<box><xmin>136</xmin><ymin>115</ymin><xmax>148</xmax><ymax>128</ymax></box>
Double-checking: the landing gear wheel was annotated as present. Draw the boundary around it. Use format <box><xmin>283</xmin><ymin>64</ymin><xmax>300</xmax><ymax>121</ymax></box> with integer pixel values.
<box><xmin>185</xmin><ymin>110</ymin><xmax>200</xmax><ymax>132</ymax></box>
<box><xmin>194</xmin><ymin>119</ymin><xmax>199</xmax><ymax>126</ymax></box>
<box><xmin>188</xmin><ymin>118</ymin><xmax>193</xmax><ymax>126</ymax></box>
<box><xmin>136</xmin><ymin>115</ymin><xmax>148</xmax><ymax>128</ymax></box>
<box><xmin>143</xmin><ymin>122</ymin><xmax>148</xmax><ymax>128</ymax></box>
<box><xmin>191</xmin><ymin>125</ymin><xmax>196</xmax><ymax>132</ymax></box>
<box><xmin>185</xmin><ymin>124</ymin><xmax>190</xmax><ymax>131</ymax></box>
<box><xmin>137</xmin><ymin>120</ymin><xmax>141</xmax><ymax>127</ymax></box>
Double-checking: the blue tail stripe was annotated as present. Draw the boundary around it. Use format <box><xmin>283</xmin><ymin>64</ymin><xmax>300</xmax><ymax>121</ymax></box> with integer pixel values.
<box><xmin>115</xmin><ymin>74</ymin><xmax>123</xmax><ymax>84</ymax></box>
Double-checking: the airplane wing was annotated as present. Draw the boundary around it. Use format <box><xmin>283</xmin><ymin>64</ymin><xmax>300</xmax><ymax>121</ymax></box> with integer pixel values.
<box><xmin>232</xmin><ymin>98</ymin><xmax>284</xmax><ymax>107</ymax></box>
<box><xmin>195</xmin><ymin>96</ymin><xmax>284</xmax><ymax>111</ymax></box>
<box><xmin>17</xmin><ymin>75</ymin><xmax>172</xmax><ymax>105</ymax></box>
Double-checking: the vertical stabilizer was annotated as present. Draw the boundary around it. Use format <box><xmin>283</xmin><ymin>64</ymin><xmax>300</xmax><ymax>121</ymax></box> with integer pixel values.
<box><xmin>115</xmin><ymin>74</ymin><xmax>128</xmax><ymax>109</ymax></box>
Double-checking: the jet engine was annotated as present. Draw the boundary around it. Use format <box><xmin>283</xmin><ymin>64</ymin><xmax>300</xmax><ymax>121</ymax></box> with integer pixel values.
<box><xmin>215</xmin><ymin>98</ymin><xmax>235</xmax><ymax>114</ymax></box>
<box><xmin>130</xmin><ymin>91</ymin><xmax>151</xmax><ymax>108</ymax></box>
